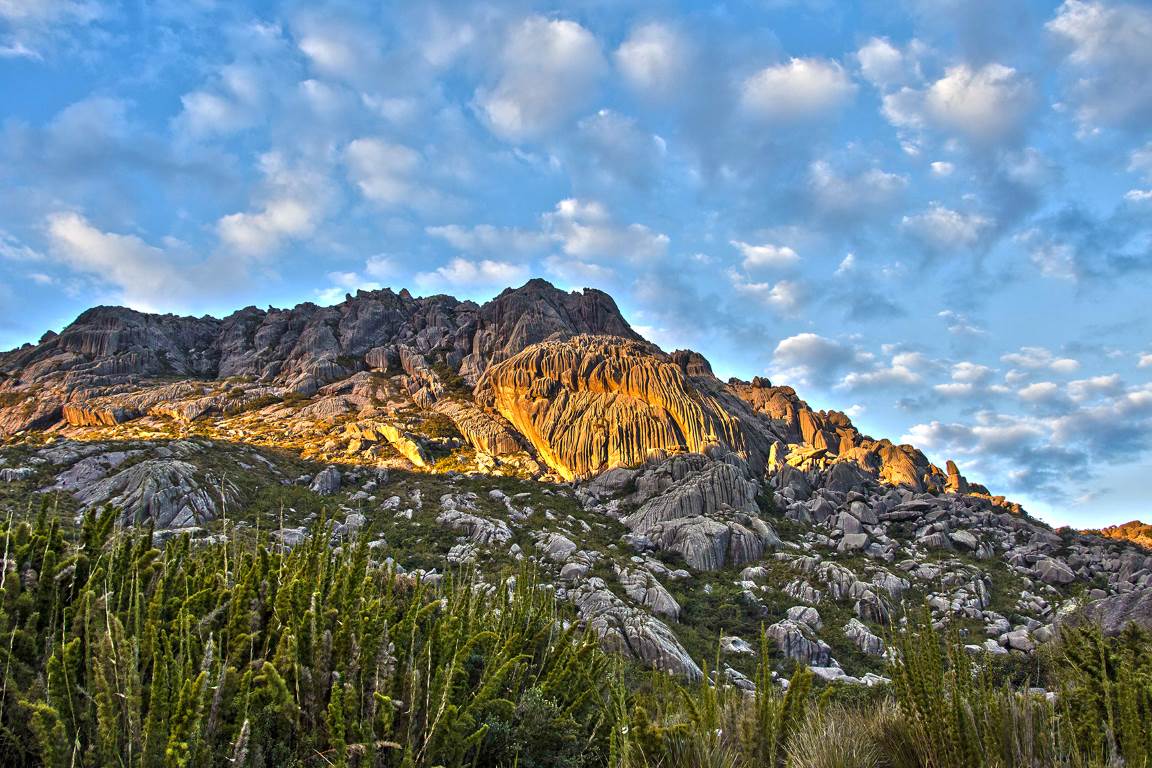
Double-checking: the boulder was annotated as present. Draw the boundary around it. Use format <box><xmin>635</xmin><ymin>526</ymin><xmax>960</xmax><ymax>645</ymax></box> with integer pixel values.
<box><xmin>571</xmin><ymin>578</ymin><xmax>701</xmax><ymax>680</ymax></box>
<box><xmin>844</xmin><ymin>618</ymin><xmax>885</xmax><ymax>656</ymax></box>
<box><xmin>310</xmin><ymin>467</ymin><xmax>342</xmax><ymax>495</ymax></box>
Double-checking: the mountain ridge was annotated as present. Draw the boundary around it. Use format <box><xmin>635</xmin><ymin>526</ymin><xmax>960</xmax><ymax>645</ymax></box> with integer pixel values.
<box><xmin>0</xmin><ymin>278</ymin><xmax>992</xmax><ymax>503</ymax></box>
<box><xmin>2</xmin><ymin>277</ymin><xmax>1150</xmax><ymax>684</ymax></box>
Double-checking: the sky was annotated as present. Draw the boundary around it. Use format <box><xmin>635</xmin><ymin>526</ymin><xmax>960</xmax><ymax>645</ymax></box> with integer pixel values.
<box><xmin>0</xmin><ymin>0</ymin><xmax>1150</xmax><ymax>528</ymax></box>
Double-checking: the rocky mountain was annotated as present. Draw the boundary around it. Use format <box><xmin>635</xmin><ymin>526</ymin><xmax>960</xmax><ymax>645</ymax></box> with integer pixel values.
<box><xmin>1088</xmin><ymin>520</ymin><xmax>1152</xmax><ymax>551</ymax></box>
<box><xmin>1</xmin><ymin>278</ymin><xmax>1149</xmax><ymax>685</ymax></box>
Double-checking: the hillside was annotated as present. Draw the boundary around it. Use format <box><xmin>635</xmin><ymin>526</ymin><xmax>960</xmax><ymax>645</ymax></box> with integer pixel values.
<box><xmin>1</xmin><ymin>278</ymin><xmax>1150</xmax><ymax>690</ymax></box>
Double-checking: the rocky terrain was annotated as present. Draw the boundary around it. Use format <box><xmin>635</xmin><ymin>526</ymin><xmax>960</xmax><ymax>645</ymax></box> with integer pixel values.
<box><xmin>2</xmin><ymin>278</ymin><xmax>1150</xmax><ymax>685</ymax></box>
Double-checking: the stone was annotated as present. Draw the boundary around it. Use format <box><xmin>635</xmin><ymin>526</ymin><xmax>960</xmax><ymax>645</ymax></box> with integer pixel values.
<box><xmin>72</xmin><ymin>455</ymin><xmax>232</xmax><ymax>529</ymax></box>
<box><xmin>766</xmin><ymin>620</ymin><xmax>832</xmax><ymax>666</ymax></box>
<box><xmin>838</xmin><ymin>533</ymin><xmax>869</xmax><ymax>553</ymax></box>
<box><xmin>1035</xmin><ymin>558</ymin><xmax>1076</xmax><ymax>585</ymax></box>
<box><xmin>476</xmin><ymin>336</ymin><xmax>766</xmax><ymax>481</ymax></box>
<box><xmin>950</xmin><ymin>530</ymin><xmax>979</xmax><ymax>550</ymax></box>
<box><xmin>720</xmin><ymin>635</ymin><xmax>755</xmax><ymax>655</ymax></box>
<box><xmin>844</xmin><ymin>618</ymin><xmax>885</xmax><ymax>656</ymax></box>
<box><xmin>571</xmin><ymin>578</ymin><xmax>701</xmax><ymax>680</ymax></box>
<box><xmin>787</xmin><ymin>606</ymin><xmax>822</xmax><ymax>631</ymax></box>
<box><xmin>537</xmin><ymin>532</ymin><xmax>578</xmax><ymax>562</ymax></box>
<box><xmin>310</xmin><ymin>467</ymin><xmax>342</xmax><ymax>495</ymax></box>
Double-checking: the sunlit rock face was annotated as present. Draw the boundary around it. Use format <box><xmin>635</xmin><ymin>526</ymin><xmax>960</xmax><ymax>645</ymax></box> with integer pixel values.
<box><xmin>476</xmin><ymin>335</ymin><xmax>753</xmax><ymax>481</ymax></box>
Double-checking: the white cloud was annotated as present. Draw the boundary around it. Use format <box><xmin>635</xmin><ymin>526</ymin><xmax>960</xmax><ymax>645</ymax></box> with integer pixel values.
<box><xmin>839</xmin><ymin>354</ymin><xmax>922</xmax><ymax>389</ymax></box>
<box><xmin>614</xmin><ymin>22</ymin><xmax>688</xmax><ymax>99</ymax></box>
<box><xmin>1019</xmin><ymin>381</ymin><xmax>1063</xmax><ymax>402</ymax></box>
<box><xmin>769</xmin><ymin>332</ymin><xmax>861</xmax><ymax>386</ymax></box>
<box><xmin>1124</xmin><ymin>189</ymin><xmax>1152</xmax><ymax>202</ymax></box>
<box><xmin>475</xmin><ymin>16</ymin><xmax>606</xmax><ymax>142</ymax></box>
<box><xmin>175</xmin><ymin>65</ymin><xmax>266</xmax><ymax>138</ymax></box>
<box><xmin>741</xmin><ymin>58</ymin><xmax>856</xmax><ymax>122</ymax></box>
<box><xmin>1023</xmin><ymin>234</ymin><xmax>1078</xmax><ymax>279</ymax></box>
<box><xmin>1047</xmin><ymin>0</ymin><xmax>1152</xmax><ymax>131</ymax></box>
<box><xmin>835</xmin><ymin>253</ymin><xmax>856</xmax><ymax>276</ymax></box>
<box><xmin>730</xmin><ymin>240</ymin><xmax>799</xmax><ymax>270</ymax></box>
<box><xmin>1068</xmin><ymin>374</ymin><xmax>1125</xmax><ymax>401</ymax></box>
<box><xmin>46</xmin><ymin>212</ymin><xmax>193</xmax><ymax>310</ymax></box>
<box><xmin>952</xmin><ymin>361</ymin><xmax>994</xmax><ymax>384</ymax></box>
<box><xmin>298</xmin><ymin>26</ymin><xmax>379</xmax><ymax>81</ymax></box>
<box><xmin>0</xmin><ymin>230</ymin><xmax>43</xmax><ymax>262</ymax></box>
<box><xmin>426</xmin><ymin>224</ymin><xmax>549</xmax><ymax>256</ymax></box>
<box><xmin>808</xmin><ymin>160</ymin><xmax>907</xmax><ymax>215</ymax></box>
<box><xmin>1140</xmin><ymin>353</ymin><xmax>1152</xmax><ymax>368</ymax></box>
<box><xmin>925</xmin><ymin>63</ymin><xmax>1034</xmax><ymax>144</ymax></box>
<box><xmin>1131</xmin><ymin>142</ymin><xmax>1152</xmax><ymax>182</ymax></box>
<box><xmin>1001</xmin><ymin>346</ymin><xmax>1080</xmax><ymax>373</ymax></box>
<box><xmin>218</xmin><ymin>152</ymin><xmax>333</xmax><ymax>255</ymax></box>
<box><xmin>880</xmin><ymin>87</ymin><xmax>927</xmax><ymax>131</ymax></box>
<box><xmin>576</xmin><ymin>109</ymin><xmax>664</xmax><ymax>187</ymax></box>
<box><xmin>930</xmin><ymin>161</ymin><xmax>954</xmax><ymax>176</ymax></box>
<box><xmin>544</xmin><ymin>198</ymin><xmax>669</xmax><ymax>262</ymax></box>
<box><xmin>902</xmin><ymin>203</ymin><xmax>993</xmax><ymax>251</ymax></box>
<box><xmin>0</xmin><ymin>0</ymin><xmax>104</xmax><ymax>58</ymax></box>
<box><xmin>856</xmin><ymin>37</ymin><xmax>925</xmax><ymax>88</ymax></box>
<box><xmin>314</xmin><ymin>256</ymin><xmax>396</xmax><ymax>304</ymax></box>
<box><xmin>344</xmin><ymin>138</ymin><xmax>435</xmax><ymax>210</ymax></box>
<box><xmin>728</xmin><ymin>271</ymin><xmax>805</xmax><ymax>314</ymax></box>
<box><xmin>938</xmin><ymin>309</ymin><xmax>986</xmax><ymax>336</ymax></box>
<box><xmin>416</xmin><ymin>257</ymin><xmax>528</xmax><ymax>289</ymax></box>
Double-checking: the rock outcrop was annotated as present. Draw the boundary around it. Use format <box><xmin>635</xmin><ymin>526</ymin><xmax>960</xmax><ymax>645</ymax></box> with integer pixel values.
<box><xmin>476</xmin><ymin>335</ymin><xmax>759</xmax><ymax>480</ymax></box>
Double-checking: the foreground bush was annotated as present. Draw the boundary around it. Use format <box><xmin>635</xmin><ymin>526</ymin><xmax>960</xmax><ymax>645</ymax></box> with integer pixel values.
<box><xmin>2</xmin><ymin>506</ymin><xmax>1150</xmax><ymax>767</ymax></box>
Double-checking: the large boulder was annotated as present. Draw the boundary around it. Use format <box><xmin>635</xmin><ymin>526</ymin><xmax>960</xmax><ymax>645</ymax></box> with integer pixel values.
<box><xmin>571</xmin><ymin>578</ymin><xmax>701</xmax><ymax>680</ymax></box>
<box><xmin>1067</xmin><ymin>587</ymin><xmax>1152</xmax><ymax>636</ymax></box>
<box><xmin>73</xmin><ymin>457</ymin><xmax>230</xmax><ymax>529</ymax></box>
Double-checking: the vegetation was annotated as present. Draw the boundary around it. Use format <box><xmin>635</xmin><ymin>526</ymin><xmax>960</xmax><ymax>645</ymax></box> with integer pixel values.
<box><xmin>0</xmin><ymin>507</ymin><xmax>1149</xmax><ymax>767</ymax></box>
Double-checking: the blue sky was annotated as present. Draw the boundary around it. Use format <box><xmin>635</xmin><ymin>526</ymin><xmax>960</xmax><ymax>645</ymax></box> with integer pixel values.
<box><xmin>1</xmin><ymin>0</ymin><xmax>1150</xmax><ymax>528</ymax></box>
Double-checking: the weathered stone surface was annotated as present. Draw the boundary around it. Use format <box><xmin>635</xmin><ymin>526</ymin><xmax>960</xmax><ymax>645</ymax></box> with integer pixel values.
<box><xmin>1067</xmin><ymin>587</ymin><xmax>1152</xmax><ymax>636</ymax></box>
<box><xmin>571</xmin><ymin>578</ymin><xmax>701</xmax><ymax>680</ymax></box>
<box><xmin>618</xmin><ymin>568</ymin><xmax>681</xmax><ymax>621</ymax></box>
<box><xmin>73</xmin><ymin>456</ymin><xmax>231</xmax><ymax>529</ymax></box>
<box><xmin>844</xmin><ymin>618</ymin><xmax>885</xmax><ymax>656</ymax></box>
<box><xmin>431</xmin><ymin>399</ymin><xmax>522</xmax><ymax>456</ymax></box>
<box><xmin>624</xmin><ymin>460</ymin><xmax>759</xmax><ymax>532</ymax></box>
<box><xmin>437</xmin><ymin>493</ymin><xmax>512</xmax><ymax>545</ymax></box>
<box><xmin>1036</xmin><ymin>558</ymin><xmax>1076</xmax><ymax>585</ymax></box>
<box><xmin>766</xmin><ymin>619</ymin><xmax>832</xmax><ymax>665</ymax></box>
<box><xmin>310</xmin><ymin>466</ymin><xmax>342</xmax><ymax>495</ymax></box>
<box><xmin>477</xmin><ymin>336</ymin><xmax>760</xmax><ymax>481</ymax></box>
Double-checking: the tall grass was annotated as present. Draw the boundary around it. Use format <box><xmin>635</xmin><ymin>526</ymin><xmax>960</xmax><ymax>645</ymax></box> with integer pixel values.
<box><xmin>1</xmin><ymin>504</ymin><xmax>1150</xmax><ymax>767</ymax></box>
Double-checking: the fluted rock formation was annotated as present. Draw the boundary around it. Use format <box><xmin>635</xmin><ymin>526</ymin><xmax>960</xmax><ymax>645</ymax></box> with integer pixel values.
<box><xmin>476</xmin><ymin>335</ymin><xmax>753</xmax><ymax>480</ymax></box>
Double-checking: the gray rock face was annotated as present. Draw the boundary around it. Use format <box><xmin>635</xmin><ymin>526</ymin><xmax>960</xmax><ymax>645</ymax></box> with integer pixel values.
<box><xmin>622</xmin><ymin>456</ymin><xmax>779</xmax><ymax>570</ymax></box>
<box><xmin>45</xmin><ymin>451</ymin><xmax>138</xmax><ymax>491</ymax></box>
<box><xmin>0</xmin><ymin>279</ymin><xmax>639</xmax><ymax>434</ymax></box>
<box><xmin>437</xmin><ymin>493</ymin><xmax>513</xmax><ymax>545</ymax></box>
<box><xmin>617</xmin><ymin>568</ymin><xmax>681</xmax><ymax>621</ymax></box>
<box><xmin>845</xmin><ymin>618</ymin><xmax>885</xmax><ymax>656</ymax></box>
<box><xmin>537</xmin><ymin>532</ymin><xmax>578</xmax><ymax>562</ymax></box>
<box><xmin>73</xmin><ymin>457</ymin><xmax>230</xmax><ymax>528</ymax></box>
<box><xmin>1036</xmin><ymin>558</ymin><xmax>1076</xmax><ymax>585</ymax></box>
<box><xmin>1069</xmin><ymin>587</ymin><xmax>1152</xmax><ymax>636</ymax></box>
<box><xmin>766</xmin><ymin>619</ymin><xmax>832</xmax><ymax>666</ymax></box>
<box><xmin>310</xmin><ymin>467</ymin><xmax>342</xmax><ymax>495</ymax></box>
<box><xmin>571</xmin><ymin>578</ymin><xmax>701</xmax><ymax>680</ymax></box>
